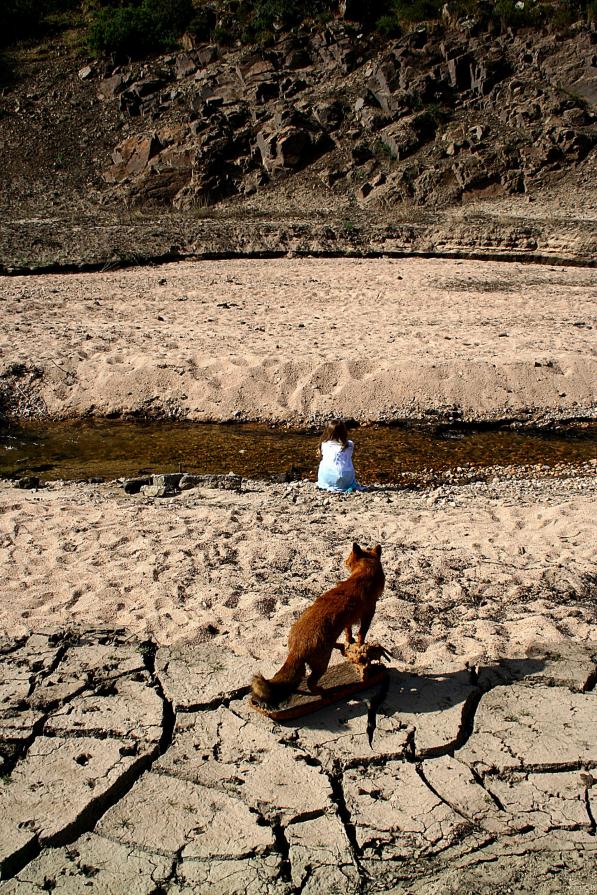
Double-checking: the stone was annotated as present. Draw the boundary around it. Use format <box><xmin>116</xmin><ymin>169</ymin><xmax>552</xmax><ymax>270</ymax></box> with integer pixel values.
<box><xmin>175</xmin><ymin>53</ymin><xmax>197</xmax><ymax>80</ymax></box>
<box><xmin>123</xmin><ymin>477</ymin><xmax>151</xmax><ymax>494</ymax></box>
<box><xmin>77</xmin><ymin>66</ymin><xmax>93</xmax><ymax>81</ymax></box>
<box><xmin>196</xmin><ymin>44</ymin><xmax>219</xmax><ymax>67</ymax></box>
<box><xmin>357</xmin><ymin>182</ymin><xmax>374</xmax><ymax>201</ymax></box>
<box><xmin>152</xmin><ymin>473</ymin><xmax>183</xmax><ymax>490</ymax></box>
<box><xmin>447</xmin><ymin>52</ymin><xmax>473</xmax><ymax>91</ymax></box>
<box><xmin>128</xmin><ymin>169</ymin><xmax>193</xmax><ymax>206</ymax></box>
<box><xmin>351</xmin><ymin>142</ymin><xmax>374</xmax><ymax>164</ymax></box>
<box><xmin>254</xmin><ymin>80</ymin><xmax>280</xmax><ymax>104</ymax></box>
<box><xmin>470</xmin><ymin>50</ymin><xmax>511</xmax><ymax>95</ymax></box>
<box><xmin>97</xmin><ymin>74</ymin><xmax>124</xmax><ymax>100</ymax></box>
<box><xmin>178</xmin><ymin>473</ymin><xmax>242</xmax><ymax>491</ymax></box>
<box><xmin>130</xmin><ymin>76</ymin><xmax>169</xmax><ymax>99</ymax></box>
<box><xmin>378</xmin><ymin>111</ymin><xmax>436</xmax><ymax>162</ymax></box>
<box><xmin>256</xmin><ymin>108</ymin><xmax>333</xmax><ymax>175</ymax></box>
<box><xmin>1</xmin><ymin>833</ymin><xmax>172</xmax><ymax>894</ymax></box>
<box><xmin>237</xmin><ymin>56</ymin><xmax>276</xmax><ymax>86</ymax></box>
<box><xmin>104</xmin><ymin>134</ymin><xmax>163</xmax><ymax>184</ymax></box>
<box><xmin>319</xmin><ymin>167</ymin><xmax>347</xmax><ymax>188</ymax></box>
<box><xmin>15</xmin><ymin>476</ymin><xmax>40</xmax><ymax>489</ymax></box>
<box><xmin>315</xmin><ymin>100</ymin><xmax>345</xmax><ymax>131</ymax></box>
<box><xmin>140</xmin><ymin>484</ymin><xmax>172</xmax><ymax>498</ymax></box>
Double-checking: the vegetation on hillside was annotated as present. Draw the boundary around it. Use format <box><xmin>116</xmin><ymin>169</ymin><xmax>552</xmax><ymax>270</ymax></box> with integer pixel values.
<box><xmin>2</xmin><ymin>0</ymin><xmax>597</xmax><ymax>56</ymax></box>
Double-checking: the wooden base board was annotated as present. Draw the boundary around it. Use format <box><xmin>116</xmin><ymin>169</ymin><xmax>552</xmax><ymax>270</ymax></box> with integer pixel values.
<box><xmin>249</xmin><ymin>661</ymin><xmax>388</xmax><ymax>721</ymax></box>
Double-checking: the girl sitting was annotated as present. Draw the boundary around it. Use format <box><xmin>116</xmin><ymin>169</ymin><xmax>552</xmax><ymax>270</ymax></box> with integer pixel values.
<box><xmin>317</xmin><ymin>420</ymin><xmax>361</xmax><ymax>493</ymax></box>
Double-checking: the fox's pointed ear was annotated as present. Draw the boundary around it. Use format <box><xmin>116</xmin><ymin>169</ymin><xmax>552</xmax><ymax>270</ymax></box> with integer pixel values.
<box><xmin>374</xmin><ymin>544</ymin><xmax>382</xmax><ymax>558</ymax></box>
<box><xmin>352</xmin><ymin>542</ymin><xmax>362</xmax><ymax>556</ymax></box>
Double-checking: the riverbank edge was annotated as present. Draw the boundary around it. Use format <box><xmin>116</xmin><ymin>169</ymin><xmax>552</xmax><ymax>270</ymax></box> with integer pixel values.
<box><xmin>1</xmin><ymin>213</ymin><xmax>596</xmax><ymax>276</ymax></box>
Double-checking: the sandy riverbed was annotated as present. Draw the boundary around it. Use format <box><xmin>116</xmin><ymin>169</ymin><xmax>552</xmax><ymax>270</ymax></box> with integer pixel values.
<box><xmin>1</xmin><ymin>255</ymin><xmax>596</xmax><ymax>656</ymax></box>
<box><xmin>1</xmin><ymin>256</ymin><xmax>596</xmax><ymax>423</ymax></box>
<box><xmin>1</xmin><ymin>474</ymin><xmax>595</xmax><ymax>673</ymax></box>
<box><xmin>1</xmin><ymin>257</ymin><xmax>596</xmax><ymax>894</ymax></box>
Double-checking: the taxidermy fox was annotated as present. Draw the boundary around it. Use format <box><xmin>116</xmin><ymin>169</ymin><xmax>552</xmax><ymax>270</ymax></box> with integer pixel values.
<box><xmin>251</xmin><ymin>542</ymin><xmax>384</xmax><ymax>706</ymax></box>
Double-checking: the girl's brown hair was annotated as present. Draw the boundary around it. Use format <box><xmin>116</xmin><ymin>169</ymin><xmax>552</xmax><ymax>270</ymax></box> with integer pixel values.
<box><xmin>320</xmin><ymin>419</ymin><xmax>349</xmax><ymax>450</ymax></box>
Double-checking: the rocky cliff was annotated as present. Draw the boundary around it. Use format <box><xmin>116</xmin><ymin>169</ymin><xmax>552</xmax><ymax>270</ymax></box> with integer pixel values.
<box><xmin>1</xmin><ymin>9</ymin><xmax>596</xmax><ymax>268</ymax></box>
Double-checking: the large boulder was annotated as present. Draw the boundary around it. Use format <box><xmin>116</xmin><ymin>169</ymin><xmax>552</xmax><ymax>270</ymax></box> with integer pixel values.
<box><xmin>104</xmin><ymin>133</ymin><xmax>163</xmax><ymax>184</ymax></box>
<box><xmin>379</xmin><ymin>111</ymin><xmax>437</xmax><ymax>161</ymax></box>
<box><xmin>256</xmin><ymin>107</ymin><xmax>333</xmax><ymax>175</ymax></box>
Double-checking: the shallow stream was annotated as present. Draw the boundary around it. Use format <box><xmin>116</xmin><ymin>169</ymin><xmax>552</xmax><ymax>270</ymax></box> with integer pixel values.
<box><xmin>1</xmin><ymin>419</ymin><xmax>596</xmax><ymax>484</ymax></box>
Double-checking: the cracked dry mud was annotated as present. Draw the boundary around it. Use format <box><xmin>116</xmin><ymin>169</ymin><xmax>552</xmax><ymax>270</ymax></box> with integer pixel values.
<box><xmin>0</xmin><ymin>630</ymin><xmax>595</xmax><ymax>894</ymax></box>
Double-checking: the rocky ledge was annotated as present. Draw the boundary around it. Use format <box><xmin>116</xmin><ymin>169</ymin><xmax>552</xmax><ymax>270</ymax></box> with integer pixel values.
<box><xmin>1</xmin><ymin>628</ymin><xmax>595</xmax><ymax>893</ymax></box>
<box><xmin>96</xmin><ymin>19</ymin><xmax>597</xmax><ymax>214</ymax></box>
<box><xmin>1</xmin><ymin>13</ymin><xmax>597</xmax><ymax>270</ymax></box>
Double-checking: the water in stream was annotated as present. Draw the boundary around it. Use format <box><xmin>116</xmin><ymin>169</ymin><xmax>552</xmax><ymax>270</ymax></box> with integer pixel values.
<box><xmin>1</xmin><ymin>419</ymin><xmax>595</xmax><ymax>484</ymax></box>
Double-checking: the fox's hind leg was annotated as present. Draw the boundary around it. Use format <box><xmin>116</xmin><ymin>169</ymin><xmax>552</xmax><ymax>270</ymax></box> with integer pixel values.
<box><xmin>344</xmin><ymin>625</ymin><xmax>354</xmax><ymax>644</ymax></box>
<box><xmin>306</xmin><ymin>650</ymin><xmax>332</xmax><ymax>693</ymax></box>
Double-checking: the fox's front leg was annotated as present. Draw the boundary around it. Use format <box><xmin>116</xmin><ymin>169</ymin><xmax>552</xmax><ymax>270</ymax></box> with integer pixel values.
<box><xmin>344</xmin><ymin>625</ymin><xmax>354</xmax><ymax>645</ymax></box>
<box><xmin>357</xmin><ymin>609</ymin><xmax>375</xmax><ymax>646</ymax></box>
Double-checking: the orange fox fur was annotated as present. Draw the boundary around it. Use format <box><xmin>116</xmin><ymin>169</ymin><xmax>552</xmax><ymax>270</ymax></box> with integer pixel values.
<box><xmin>251</xmin><ymin>542</ymin><xmax>384</xmax><ymax>706</ymax></box>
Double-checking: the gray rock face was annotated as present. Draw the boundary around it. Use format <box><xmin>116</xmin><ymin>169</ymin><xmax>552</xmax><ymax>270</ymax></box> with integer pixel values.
<box><xmin>93</xmin><ymin>15</ymin><xmax>597</xmax><ymax>215</ymax></box>
<box><xmin>1</xmin><ymin>629</ymin><xmax>596</xmax><ymax>892</ymax></box>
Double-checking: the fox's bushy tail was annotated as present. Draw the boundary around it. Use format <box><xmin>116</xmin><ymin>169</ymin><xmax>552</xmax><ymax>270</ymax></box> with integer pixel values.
<box><xmin>251</xmin><ymin>651</ymin><xmax>305</xmax><ymax>706</ymax></box>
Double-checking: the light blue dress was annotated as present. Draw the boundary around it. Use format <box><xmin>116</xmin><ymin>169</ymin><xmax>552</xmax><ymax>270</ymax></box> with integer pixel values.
<box><xmin>317</xmin><ymin>439</ymin><xmax>359</xmax><ymax>492</ymax></box>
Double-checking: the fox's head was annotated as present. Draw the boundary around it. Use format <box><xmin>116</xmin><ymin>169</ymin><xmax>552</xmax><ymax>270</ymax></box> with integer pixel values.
<box><xmin>345</xmin><ymin>542</ymin><xmax>382</xmax><ymax>572</ymax></box>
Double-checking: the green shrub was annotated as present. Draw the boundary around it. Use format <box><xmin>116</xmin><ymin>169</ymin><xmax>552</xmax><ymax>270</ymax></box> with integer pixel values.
<box><xmin>493</xmin><ymin>0</ymin><xmax>543</xmax><ymax>27</ymax></box>
<box><xmin>390</xmin><ymin>0</ymin><xmax>443</xmax><ymax>22</ymax></box>
<box><xmin>375</xmin><ymin>13</ymin><xmax>402</xmax><ymax>35</ymax></box>
<box><xmin>238</xmin><ymin>0</ymin><xmax>331</xmax><ymax>40</ymax></box>
<box><xmin>545</xmin><ymin>0</ymin><xmax>595</xmax><ymax>24</ymax></box>
<box><xmin>88</xmin><ymin>0</ymin><xmax>193</xmax><ymax>57</ymax></box>
<box><xmin>188</xmin><ymin>4</ymin><xmax>217</xmax><ymax>41</ymax></box>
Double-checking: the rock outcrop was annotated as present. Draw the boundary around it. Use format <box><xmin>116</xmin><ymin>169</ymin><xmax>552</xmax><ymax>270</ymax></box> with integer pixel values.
<box><xmin>93</xmin><ymin>16</ymin><xmax>597</xmax><ymax>212</ymax></box>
